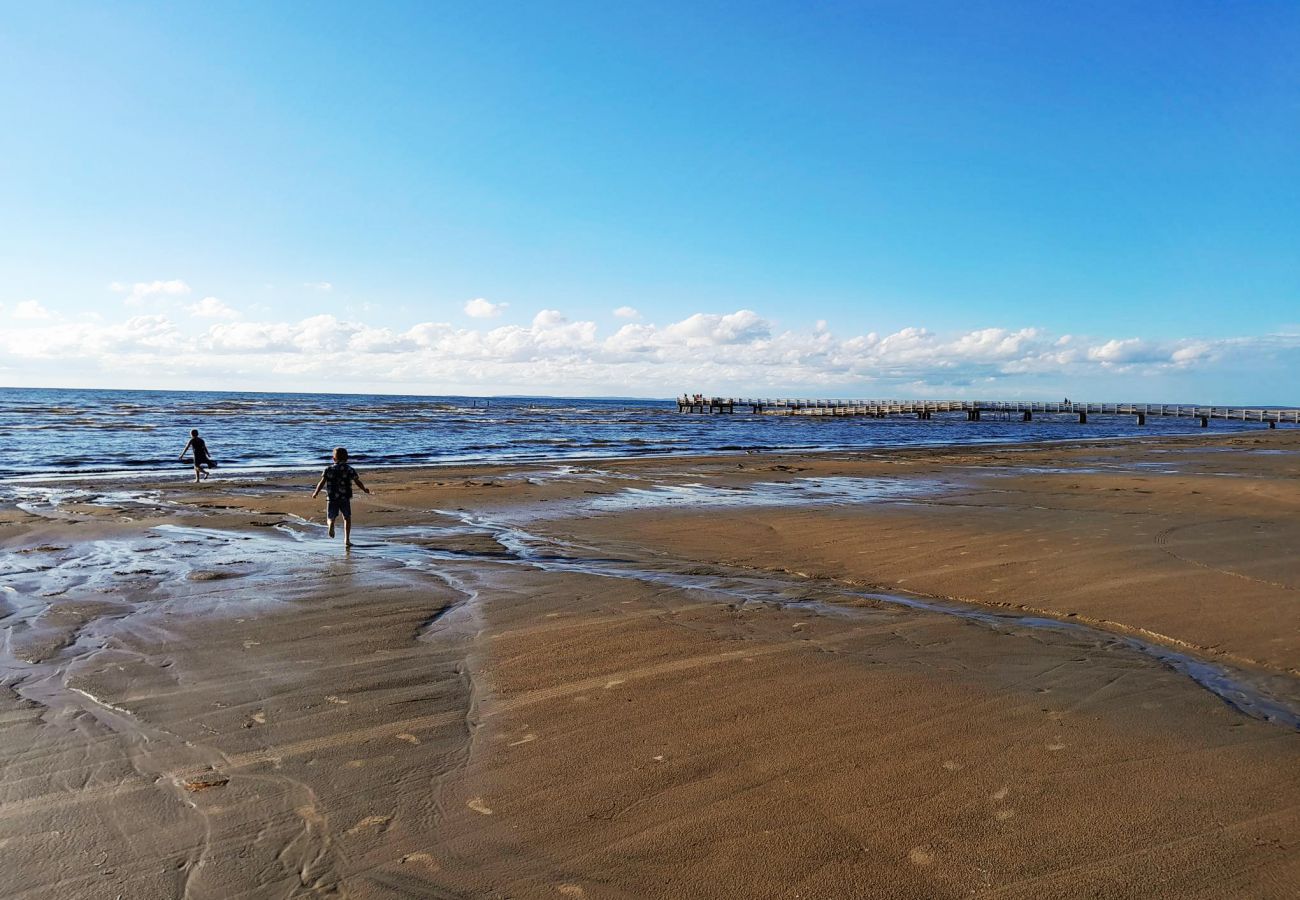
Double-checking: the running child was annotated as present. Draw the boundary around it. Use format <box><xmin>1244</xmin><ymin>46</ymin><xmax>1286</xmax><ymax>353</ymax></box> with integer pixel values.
<box><xmin>312</xmin><ymin>447</ymin><xmax>370</xmax><ymax>548</ymax></box>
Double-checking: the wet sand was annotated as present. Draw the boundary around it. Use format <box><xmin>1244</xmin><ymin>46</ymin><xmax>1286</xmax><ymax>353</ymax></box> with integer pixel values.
<box><xmin>1</xmin><ymin>429</ymin><xmax>1297</xmax><ymax>897</ymax></box>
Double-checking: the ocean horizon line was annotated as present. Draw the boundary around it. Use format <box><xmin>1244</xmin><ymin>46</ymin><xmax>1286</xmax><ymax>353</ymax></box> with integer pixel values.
<box><xmin>1</xmin><ymin>385</ymin><xmax>1294</xmax><ymax>408</ymax></box>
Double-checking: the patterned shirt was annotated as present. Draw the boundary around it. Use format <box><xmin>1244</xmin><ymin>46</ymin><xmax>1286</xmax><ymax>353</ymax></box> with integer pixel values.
<box><xmin>321</xmin><ymin>463</ymin><xmax>360</xmax><ymax>501</ymax></box>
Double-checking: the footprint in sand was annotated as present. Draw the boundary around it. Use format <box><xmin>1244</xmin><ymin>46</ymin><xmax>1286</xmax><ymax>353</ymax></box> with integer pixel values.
<box><xmin>467</xmin><ymin>798</ymin><xmax>493</xmax><ymax>815</ymax></box>
<box><xmin>941</xmin><ymin>760</ymin><xmax>963</xmax><ymax>771</ymax></box>
<box><xmin>908</xmin><ymin>847</ymin><xmax>933</xmax><ymax>866</ymax></box>
<box><xmin>244</xmin><ymin>711</ymin><xmax>266</xmax><ymax>727</ymax></box>
<box><xmin>557</xmin><ymin>886</ymin><xmax>586</xmax><ymax>898</ymax></box>
<box><xmin>1046</xmin><ymin>741</ymin><xmax>1067</xmax><ymax>752</ymax></box>
<box><xmin>347</xmin><ymin>814</ymin><xmax>391</xmax><ymax>835</ymax></box>
<box><xmin>395</xmin><ymin>733</ymin><xmax>420</xmax><ymax>745</ymax></box>
<box><xmin>400</xmin><ymin>852</ymin><xmax>439</xmax><ymax>869</ymax></box>
<box><xmin>994</xmin><ymin>809</ymin><xmax>1016</xmax><ymax>821</ymax></box>
<box><xmin>603</xmin><ymin>679</ymin><xmax>625</xmax><ymax>689</ymax></box>
<box><xmin>508</xmin><ymin>733</ymin><xmax>537</xmax><ymax>747</ymax></box>
<box><xmin>991</xmin><ymin>786</ymin><xmax>1009</xmax><ymax>801</ymax></box>
<box><xmin>181</xmin><ymin>772</ymin><xmax>230</xmax><ymax>792</ymax></box>
<box><xmin>326</xmin><ymin>695</ymin><xmax>349</xmax><ymax>705</ymax></box>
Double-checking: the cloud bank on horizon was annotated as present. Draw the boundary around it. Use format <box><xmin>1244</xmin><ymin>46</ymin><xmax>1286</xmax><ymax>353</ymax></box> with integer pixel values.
<box><xmin>2</xmin><ymin>285</ymin><xmax>1295</xmax><ymax>402</ymax></box>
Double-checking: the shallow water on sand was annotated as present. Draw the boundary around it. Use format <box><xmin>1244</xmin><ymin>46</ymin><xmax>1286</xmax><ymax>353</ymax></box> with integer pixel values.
<box><xmin>586</xmin><ymin>475</ymin><xmax>952</xmax><ymax>511</ymax></box>
<box><xmin>4</xmin><ymin>480</ymin><xmax>1297</xmax><ymax>732</ymax></box>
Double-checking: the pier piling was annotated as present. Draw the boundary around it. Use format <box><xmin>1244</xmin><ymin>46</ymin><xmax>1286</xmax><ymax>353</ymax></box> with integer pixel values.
<box><xmin>677</xmin><ymin>398</ymin><xmax>1298</xmax><ymax>429</ymax></box>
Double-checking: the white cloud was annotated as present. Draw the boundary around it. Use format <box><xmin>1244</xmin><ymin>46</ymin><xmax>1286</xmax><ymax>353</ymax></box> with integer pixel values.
<box><xmin>189</xmin><ymin>296</ymin><xmax>240</xmax><ymax>320</ymax></box>
<box><xmin>606</xmin><ymin>322</ymin><xmax>659</xmax><ymax>354</ymax></box>
<box><xmin>532</xmin><ymin>309</ymin><xmax>566</xmax><ymax>329</ymax></box>
<box><xmin>1170</xmin><ymin>342</ymin><xmax>1214</xmax><ymax>365</ymax></box>
<box><xmin>12</xmin><ymin>300</ymin><xmax>52</xmax><ymax>320</ymax></box>
<box><xmin>614</xmin><ymin>306</ymin><xmax>641</xmax><ymax>319</ymax></box>
<box><xmin>664</xmin><ymin>310</ymin><xmax>770</xmax><ymax>346</ymax></box>
<box><xmin>531</xmin><ymin>309</ymin><xmax>597</xmax><ymax>349</ymax></box>
<box><xmin>465</xmin><ymin>297</ymin><xmax>507</xmax><ymax>318</ymax></box>
<box><xmin>304</xmin><ymin>281</ymin><xmax>334</xmax><ymax>292</ymax></box>
<box><xmin>1087</xmin><ymin>338</ymin><xmax>1163</xmax><ymax>365</ymax></box>
<box><xmin>295</xmin><ymin>314</ymin><xmax>359</xmax><ymax>352</ymax></box>
<box><xmin>114</xmin><ymin>314</ymin><xmax>183</xmax><ymax>350</ymax></box>
<box><xmin>951</xmin><ymin>327</ymin><xmax>1041</xmax><ymax>359</ymax></box>
<box><xmin>205</xmin><ymin>320</ymin><xmax>298</xmax><ymax>353</ymax></box>
<box><xmin>2</xmin><ymin>299</ymin><xmax>1296</xmax><ymax>396</ymax></box>
<box><xmin>112</xmin><ymin>279</ymin><xmax>192</xmax><ymax>307</ymax></box>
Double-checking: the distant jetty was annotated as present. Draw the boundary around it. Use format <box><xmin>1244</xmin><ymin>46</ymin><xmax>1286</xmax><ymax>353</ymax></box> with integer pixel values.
<box><xmin>677</xmin><ymin>397</ymin><xmax>1297</xmax><ymax>428</ymax></box>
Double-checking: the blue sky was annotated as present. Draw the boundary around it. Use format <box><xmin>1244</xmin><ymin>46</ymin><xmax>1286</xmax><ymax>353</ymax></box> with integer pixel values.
<box><xmin>2</xmin><ymin>1</ymin><xmax>1297</xmax><ymax>400</ymax></box>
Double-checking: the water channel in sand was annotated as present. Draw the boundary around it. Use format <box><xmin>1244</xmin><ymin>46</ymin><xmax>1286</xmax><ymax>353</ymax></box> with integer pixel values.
<box><xmin>4</xmin><ymin>476</ymin><xmax>1297</xmax><ymax>735</ymax></box>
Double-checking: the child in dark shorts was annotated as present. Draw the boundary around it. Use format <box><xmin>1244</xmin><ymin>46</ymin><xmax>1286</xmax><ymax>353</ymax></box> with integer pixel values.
<box><xmin>179</xmin><ymin>429</ymin><xmax>216</xmax><ymax>482</ymax></box>
<box><xmin>312</xmin><ymin>447</ymin><xmax>370</xmax><ymax>548</ymax></box>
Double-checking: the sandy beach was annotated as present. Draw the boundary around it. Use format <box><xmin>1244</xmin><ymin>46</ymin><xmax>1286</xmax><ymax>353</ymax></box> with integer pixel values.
<box><xmin>2</xmin><ymin>430</ymin><xmax>1298</xmax><ymax>898</ymax></box>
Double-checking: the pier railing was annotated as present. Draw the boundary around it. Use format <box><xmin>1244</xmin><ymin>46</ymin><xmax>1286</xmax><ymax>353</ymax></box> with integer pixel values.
<box><xmin>676</xmin><ymin>398</ymin><xmax>1298</xmax><ymax>428</ymax></box>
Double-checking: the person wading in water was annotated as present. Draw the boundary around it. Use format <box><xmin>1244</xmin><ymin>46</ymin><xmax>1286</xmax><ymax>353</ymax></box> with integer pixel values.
<box><xmin>179</xmin><ymin>429</ymin><xmax>216</xmax><ymax>482</ymax></box>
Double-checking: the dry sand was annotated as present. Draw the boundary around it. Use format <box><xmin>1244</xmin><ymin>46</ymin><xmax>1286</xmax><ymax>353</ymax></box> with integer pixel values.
<box><xmin>1</xmin><ymin>429</ymin><xmax>1297</xmax><ymax>898</ymax></box>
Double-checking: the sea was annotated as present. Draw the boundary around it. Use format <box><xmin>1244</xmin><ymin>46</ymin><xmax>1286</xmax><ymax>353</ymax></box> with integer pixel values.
<box><xmin>0</xmin><ymin>387</ymin><xmax>1271</xmax><ymax>480</ymax></box>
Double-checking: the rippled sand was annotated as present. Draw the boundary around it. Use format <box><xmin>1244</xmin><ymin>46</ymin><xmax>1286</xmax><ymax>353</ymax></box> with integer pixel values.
<box><xmin>1</xmin><ymin>430</ymin><xmax>1298</xmax><ymax>897</ymax></box>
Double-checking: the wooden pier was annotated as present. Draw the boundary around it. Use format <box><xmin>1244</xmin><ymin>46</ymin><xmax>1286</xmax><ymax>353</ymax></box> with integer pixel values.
<box><xmin>676</xmin><ymin>397</ymin><xmax>1298</xmax><ymax>428</ymax></box>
